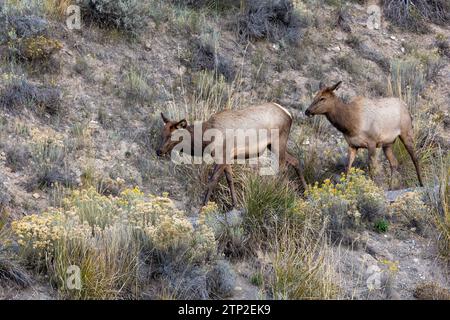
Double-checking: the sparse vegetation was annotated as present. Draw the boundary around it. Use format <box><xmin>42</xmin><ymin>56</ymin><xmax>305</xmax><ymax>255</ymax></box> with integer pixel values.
<box><xmin>123</xmin><ymin>66</ymin><xmax>155</xmax><ymax>106</ymax></box>
<box><xmin>5</xmin><ymin>143</ymin><xmax>31</xmax><ymax>172</ymax></box>
<box><xmin>187</xmin><ymin>39</ymin><xmax>235</xmax><ymax>82</ymax></box>
<box><xmin>0</xmin><ymin>244</ymin><xmax>32</xmax><ymax>288</ymax></box>
<box><xmin>80</xmin><ymin>0</ymin><xmax>150</xmax><ymax>36</ymax></box>
<box><xmin>374</xmin><ymin>219</ymin><xmax>389</xmax><ymax>233</ymax></box>
<box><xmin>307</xmin><ymin>169</ymin><xmax>386</xmax><ymax>243</ymax></box>
<box><xmin>0</xmin><ymin>178</ymin><xmax>11</xmax><ymax>212</ymax></box>
<box><xmin>0</xmin><ymin>0</ymin><xmax>448</xmax><ymax>301</ymax></box>
<box><xmin>236</xmin><ymin>0</ymin><xmax>306</xmax><ymax>45</ymax></box>
<box><xmin>383</xmin><ymin>0</ymin><xmax>450</xmax><ymax>33</ymax></box>
<box><xmin>0</xmin><ymin>78</ymin><xmax>62</xmax><ymax>115</ymax></box>
<box><xmin>11</xmin><ymin>187</ymin><xmax>218</xmax><ymax>299</ymax></box>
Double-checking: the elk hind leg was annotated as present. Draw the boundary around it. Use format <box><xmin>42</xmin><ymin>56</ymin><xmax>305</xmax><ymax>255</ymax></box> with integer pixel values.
<box><xmin>203</xmin><ymin>164</ymin><xmax>226</xmax><ymax>206</ymax></box>
<box><xmin>399</xmin><ymin>133</ymin><xmax>424</xmax><ymax>187</ymax></box>
<box><xmin>285</xmin><ymin>151</ymin><xmax>307</xmax><ymax>190</ymax></box>
<box><xmin>224</xmin><ymin>165</ymin><xmax>237</xmax><ymax>208</ymax></box>
<box><xmin>383</xmin><ymin>144</ymin><xmax>399</xmax><ymax>190</ymax></box>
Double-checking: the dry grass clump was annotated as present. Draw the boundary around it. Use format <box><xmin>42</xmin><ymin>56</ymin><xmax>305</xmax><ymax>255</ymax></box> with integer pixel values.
<box><xmin>426</xmin><ymin>151</ymin><xmax>450</xmax><ymax>262</ymax></box>
<box><xmin>0</xmin><ymin>178</ymin><xmax>12</xmax><ymax>213</ymax></box>
<box><xmin>242</xmin><ymin>174</ymin><xmax>307</xmax><ymax>245</ymax></box>
<box><xmin>241</xmin><ymin>174</ymin><xmax>338</xmax><ymax>299</ymax></box>
<box><xmin>26</xmin><ymin>135</ymin><xmax>76</xmax><ymax>191</ymax></box>
<box><xmin>11</xmin><ymin>187</ymin><xmax>218</xmax><ymax>299</ymax></box>
<box><xmin>187</xmin><ymin>39</ymin><xmax>236</xmax><ymax>82</ymax></box>
<box><xmin>390</xmin><ymin>191</ymin><xmax>431</xmax><ymax>236</ymax></box>
<box><xmin>0</xmin><ymin>244</ymin><xmax>32</xmax><ymax>288</ymax></box>
<box><xmin>387</xmin><ymin>55</ymin><xmax>443</xmax><ymax>187</ymax></box>
<box><xmin>41</xmin><ymin>0</ymin><xmax>73</xmax><ymax>19</ymax></box>
<box><xmin>388</xmin><ymin>58</ymin><xmax>425</xmax><ymax>108</ymax></box>
<box><xmin>4</xmin><ymin>142</ymin><xmax>31</xmax><ymax>172</ymax></box>
<box><xmin>0</xmin><ymin>78</ymin><xmax>62</xmax><ymax>115</ymax></box>
<box><xmin>79</xmin><ymin>0</ymin><xmax>150</xmax><ymax>36</ymax></box>
<box><xmin>206</xmin><ymin>172</ymin><xmax>340</xmax><ymax>299</ymax></box>
<box><xmin>268</xmin><ymin>222</ymin><xmax>339</xmax><ymax>299</ymax></box>
<box><xmin>122</xmin><ymin>66</ymin><xmax>155</xmax><ymax>106</ymax></box>
<box><xmin>383</xmin><ymin>0</ymin><xmax>450</xmax><ymax>33</ymax></box>
<box><xmin>414</xmin><ymin>282</ymin><xmax>450</xmax><ymax>300</ymax></box>
<box><xmin>172</xmin><ymin>0</ymin><xmax>241</xmax><ymax>12</ymax></box>
<box><xmin>235</xmin><ymin>0</ymin><xmax>307</xmax><ymax>45</ymax></box>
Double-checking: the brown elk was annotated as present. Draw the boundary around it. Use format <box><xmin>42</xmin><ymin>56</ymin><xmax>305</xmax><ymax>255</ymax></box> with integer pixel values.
<box><xmin>156</xmin><ymin>103</ymin><xmax>307</xmax><ymax>207</ymax></box>
<box><xmin>305</xmin><ymin>81</ymin><xmax>423</xmax><ymax>188</ymax></box>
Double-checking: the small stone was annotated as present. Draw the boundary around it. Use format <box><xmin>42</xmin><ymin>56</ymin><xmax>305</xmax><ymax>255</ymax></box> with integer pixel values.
<box><xmin>401</xmin><ymin>47</ymin><xmax>405</xmax><ymax>53</ymax></box>
<box><xmin>235</xmin><ymin>286</ymin><xmax>242</xmax><ymax>291</ymax></box>
<box><xmin>32</xmin><ymin>193</ymin><xmax>40</xmax><ymax>199</ymax></box>
<box><xmin>330</xmin><ymin>46</ymin><xmax>341</xmax><ymax>52</ymax></box>
<box><xmin>390</xmin><ymin>36</ymin><xmax>396</xmax><ymax>40</ymax></box>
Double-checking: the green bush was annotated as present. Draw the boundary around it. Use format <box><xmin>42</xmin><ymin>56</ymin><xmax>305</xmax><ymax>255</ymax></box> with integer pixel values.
<box><xmin>374</xmin><ymin>219</ymin><xmax>389</xmax><ymax>233</ymax></box>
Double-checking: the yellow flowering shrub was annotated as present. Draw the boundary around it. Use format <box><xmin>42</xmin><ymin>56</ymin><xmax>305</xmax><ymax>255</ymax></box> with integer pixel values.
<box><xmin>390</xmin><ymin>191</ymin><xmax>430</xmax><ymax>234</ymax></box>
<box><xmin>306</xmin><ymin>169</ymin><xmax>386</xmax><ymax>239</ymax></box>
<box><xmin>20</xmin><ymin>36</ymin><xmax>62</xmax><ymax>60</ymax></box>
<box><xmin>11</xmin><ymin>187</ymin><xmax>217</xmax><ymax>299</ymax></box>
<box><xmin>390</xmin><ymin>191</ymin><xmax>429</xmax><ymax>218</ymax></box>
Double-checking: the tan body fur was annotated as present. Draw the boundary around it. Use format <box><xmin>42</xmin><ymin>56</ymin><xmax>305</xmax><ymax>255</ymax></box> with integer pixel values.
<box><xmin>157</xmin><ymin>103</ymin><xmax>306</xmax><ymax>207</ymax></box>
<box><xmin>306</xmin><ymin>81</ymin><xmax>423</xmax><ymax>188</ymax></box>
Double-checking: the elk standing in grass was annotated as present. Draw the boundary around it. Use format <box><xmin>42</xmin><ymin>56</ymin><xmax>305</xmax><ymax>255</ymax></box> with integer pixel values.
<box><xmin>305</xmin><ymin>81</ymin><xmax>423</xmax><ymax>188</ymax></box>
<box><xmin>156</xmin><ymin>103</ymin><xmax>307</xmax><ymax>207</ymax></box>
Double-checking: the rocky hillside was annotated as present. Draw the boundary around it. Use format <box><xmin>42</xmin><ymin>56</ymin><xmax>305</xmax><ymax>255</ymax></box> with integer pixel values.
<box><xmin>0</xmin><ymin>0</ymin><xmax>449</xmax><ymax>300</ymax></box>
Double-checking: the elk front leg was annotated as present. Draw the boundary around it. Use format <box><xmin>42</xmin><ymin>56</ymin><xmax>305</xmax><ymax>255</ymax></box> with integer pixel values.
<box><xmin>346</xmin><ymin>146</ymin><xmax>357</xmax><ymax>175</ymax></box>
<box><xmin>224</xmin><ymin>165</ymin><xmax>237</xmax><ymax>208</ymax></box>
<box><xmin>203</xmin><ymin>164</ymin><xmax>225</xmax><ymax>206</ymax></box>
<box><xmin>367</xmin><ymin>144</ymin><xmax>378</xmax><ymax>180</ymax></box>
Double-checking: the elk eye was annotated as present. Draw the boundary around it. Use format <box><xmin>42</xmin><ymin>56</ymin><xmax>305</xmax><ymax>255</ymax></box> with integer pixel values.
<box><xmin>320</xmin><ymin>98</ymin><xmax>326</xmax><ymax>101</ymax></box>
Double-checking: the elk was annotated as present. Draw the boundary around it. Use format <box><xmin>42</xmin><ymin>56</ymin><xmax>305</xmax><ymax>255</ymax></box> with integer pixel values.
<box><xmin>156</xmin><ymin>103</ymin><xmax>307</xmax><ymax>207</ymax></box>
<box><xmin>305</xmin><ymin>81</ymin><xmax>423</xmax><ymax>188</ymax></box>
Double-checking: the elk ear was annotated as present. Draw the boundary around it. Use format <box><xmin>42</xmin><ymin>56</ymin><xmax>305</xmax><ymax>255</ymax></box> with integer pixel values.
<box><xmin>330</xmin><ymin>81</ymin><xmax>342</xmax><ymax>92</ymax></box>
<box><xmin>175</xmin><ymin>119</ymin><xmax>188</xmax><ymax>129</ymax></box>
<box><xmin>161</xmin><ymin>113</ymin><xmax>170</xmax><ymax>124</ymax></box>
<box><xmin>319</xmin><ymin>81</ymin><xmax>326</xmax><ymax>89</ymax></box>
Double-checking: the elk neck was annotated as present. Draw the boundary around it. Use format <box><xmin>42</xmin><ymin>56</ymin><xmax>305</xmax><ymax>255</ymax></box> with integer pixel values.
<box><xmin>184</xmin><ymin>121</ymin><xmax>210</xmax><ymax>156</ymax></box>
<box><xmin>325</xmin><ymin>97</ymin><xmax>359</xmax><ymax>137</ymax></box>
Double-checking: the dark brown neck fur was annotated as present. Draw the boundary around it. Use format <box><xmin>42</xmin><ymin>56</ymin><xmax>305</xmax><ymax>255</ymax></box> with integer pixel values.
<box><xmin>325</xmin><ymin>97</ymin><xmax>360</xmax><ymax>137</ymax></box>
<box><xmin>182</xmin><ymin>122</ymin><xmax>210</xmax><ymax>156</ymax></box>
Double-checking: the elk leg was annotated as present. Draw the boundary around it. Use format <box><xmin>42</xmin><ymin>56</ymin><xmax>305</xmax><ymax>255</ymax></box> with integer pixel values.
<box><xmin>346</xmin><ymin>146</ymin><xmax>358</xmax><ymax>175</ymax></box>
<box><xmin>383</xmin><ymin>144</ymin><xmax>399</xmax><ymax>190</ymax></box>
<box><xmin>203</xmin><ymin>164</ymin><xmax>225</xmax><ymax>206</ymax></box>
<box><xmin>224</xmin><ymin>165</ymin><xmax>237</xmax><ymax>208</ymax></box>
<box><xmin>399</xmin><ymin>134</ymin><xmax>424</xmax><ymax>187</ymax></box>
<box><xmin>285</xmin><ymin>151</ymin><xmax>307</xmax><ymax>190</ymax></box>
<box><xmin>367</xmin><ymin>144</ymin><xmax>378</xmax><ymax>180</ymax></box>
<box><xmin>269</xmin><ymin>136</ymin><xmax>287</xmax><ymax>174</ymax></box>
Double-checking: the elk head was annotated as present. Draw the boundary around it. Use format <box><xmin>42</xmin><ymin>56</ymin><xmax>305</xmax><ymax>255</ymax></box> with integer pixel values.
<box><xmin>305</xmin><ymin>81</ymin><xmax>342</xmax><ymax>117</ymax></box>
<box><xmin>156</xmin><ymin>113</ymin><xmax>188</xmax><ymax>157</ymax></box>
